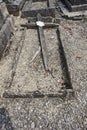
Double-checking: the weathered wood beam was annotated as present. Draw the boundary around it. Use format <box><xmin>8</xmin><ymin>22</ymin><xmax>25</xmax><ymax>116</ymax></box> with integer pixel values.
<box><xmin>37</xmin><ymin>13</ymin><xmax>48</xmax><ymax>71</ymax></box>
<box><xmin>3</xmin><ymin>89</ymin><xmax>74</xmax><ymax>98</ymax></box>
<box><xmin>3</xmin><ymin>90</ymin><xmax>68</xmax><ymax>98</ymax></box>
<box><xmin>21</xmin><ymin>23</ymin><xmax>59</xmax><ymax>29</ymax></box>
<box><xmin>27</xmin><ymin>16</ymin><xmax>53</xmax><ymax>23</ymax></box>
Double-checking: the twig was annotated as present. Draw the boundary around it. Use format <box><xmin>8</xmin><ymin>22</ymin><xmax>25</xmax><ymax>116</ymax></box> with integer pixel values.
<box><xmin>30</xmin><ymin>46</ymin><xmax>41</xmax><ymax>63</ymax></box>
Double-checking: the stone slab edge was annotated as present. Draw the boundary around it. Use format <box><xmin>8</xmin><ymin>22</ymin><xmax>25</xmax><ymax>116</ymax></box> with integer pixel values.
<box><xmin>64</xmin><ymin>0</ymin><xmax>87</xmax><ymax>12</ymax></box>
<box><xmin>6</xmin><ymin>0</ymin><xmax>26</xmax><ymax>16</ymax></box>
<box><xmin>0</xmin><ymin>2</ymin><xmax>9</xmax><ymax>28</ymax></box>
<box><xmin>22</xmin><ymin>0</ymin><xmax>55</xmax><ymax>18</ymax></box>
<box><xmin>0</xmin><ymin>16</ymin><xmax>14</xmax><ymax>58</ymax></box>
<box><xmin>57</xmin><ymin>0</ymin><xmax>87</xmax><ymax>18</ymax></box>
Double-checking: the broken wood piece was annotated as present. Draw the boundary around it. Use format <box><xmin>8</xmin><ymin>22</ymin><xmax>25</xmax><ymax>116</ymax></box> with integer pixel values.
<box><xmin>30</xmin><ymin>46</ymin><xmax>41</xmax><ymax>63</ymax></box>
<box><xmin>37</xmin><ymin>13</ymin><xmax>48</xmax><ymax>71</ymax></box>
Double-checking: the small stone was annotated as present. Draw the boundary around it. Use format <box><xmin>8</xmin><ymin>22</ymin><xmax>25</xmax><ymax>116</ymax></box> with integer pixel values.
<box><xmin>50</xmin><ymin>36</ymin><xmax>55</xmax><ymax>39</ymax></box>
<box><xmin>31</xmin><ymin>122</ymin><xmax>35</xmax><ymax>129</ymax></box>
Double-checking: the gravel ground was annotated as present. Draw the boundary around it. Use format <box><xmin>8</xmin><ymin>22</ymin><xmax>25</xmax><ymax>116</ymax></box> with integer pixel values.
<box><xmin>0</xmin><ymin>3</ymin><xmax>87</xmax><ymax>130</ymax></box>
<box><xmin>59</xmin><ymin>19</ymin><xmax>87</xmax><ymax>90</ymax></box>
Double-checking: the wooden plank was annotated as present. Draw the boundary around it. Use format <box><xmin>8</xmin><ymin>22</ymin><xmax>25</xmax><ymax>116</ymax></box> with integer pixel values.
<box><xmin>27</xmin><ymin>16</ymin><xmax>53</xmax><ymax>23</ymax></box>
<box><xmin>3</xmin><ymin>90</ymin><xmax>67</xmax><ymax>98</ymax></box>
<box><xmin>37</xmin><ymin>13</ymin><xmax>48</xmax><ymax>71</ymax></box>
<box><xmin>21</xmin><ymin>23</ymin><xmax>59</xmax><ymax>29</ymax></box>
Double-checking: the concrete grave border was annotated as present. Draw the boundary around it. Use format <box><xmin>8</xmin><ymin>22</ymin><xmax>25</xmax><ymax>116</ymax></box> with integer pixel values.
<box><xmin>63</xmin><ymin>0</ymin><xmax>87</xmax><ymax>12</ymax></box>
<box><xmin>22</xmin><ymin>0</ymin><xmax>55</xmax><ymax>18</ymax></box>
<box><xmin>57</xmin><ymin>0</ymin><xmax>87</xmax><ymax>18</ymax></box>
<box><xmin>0</xmin><ymin>16</ymin><xmax>14</xmax><ymax>58</ymax></box>
<box><xmin>5</xmin><ymin>0</ymin><xmax>25</xmax><ymax>16</ymax></box>
<box><xmin>0</xmin><ymin>3</ymin><xmax>14</xmax><ymax>59</ymax></box>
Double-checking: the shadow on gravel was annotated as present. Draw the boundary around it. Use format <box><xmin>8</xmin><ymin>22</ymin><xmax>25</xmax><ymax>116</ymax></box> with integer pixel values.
<box><xmin>0</xmin><ymin>108</ymin><xmax>13</xmax><ymax>130</ymax></box>
<box><xmin>56</xmin><ymin>28</ymin><xmax>73</xmax><ymax>89</ymax></box>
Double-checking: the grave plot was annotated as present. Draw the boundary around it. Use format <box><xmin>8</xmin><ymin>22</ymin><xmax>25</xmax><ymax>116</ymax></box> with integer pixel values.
<box><xmin>3</xmin><ymin>16</ymin><xmax>73</xmax><ymax>98</ymax></box>
<box><xmin>3</xmin><ymin>29</ymin><xmax>64</xmax><ymax>98</ymax></box>
<box><xmin>0</xmin><ymin>2</ymin><xmax>13</xmax><ymax>59</ymax></box>
<box><xmin>22</xmin><ymin>0</ymin><xmax>55</xmax><ymax>18</ymax></box>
